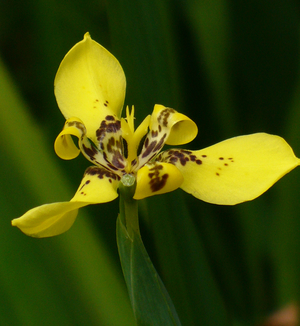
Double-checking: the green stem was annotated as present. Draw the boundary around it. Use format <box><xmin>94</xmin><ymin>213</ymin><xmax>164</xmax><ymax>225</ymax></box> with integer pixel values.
<box><xmin>117</xmin><ymin>175</ymin><xmax>182</xmax><ymax>326</ymax></box>
<box><xmin>118</xmin><ymin>177</ymin><xmax>139</xmax><ymax>238</ymax></box>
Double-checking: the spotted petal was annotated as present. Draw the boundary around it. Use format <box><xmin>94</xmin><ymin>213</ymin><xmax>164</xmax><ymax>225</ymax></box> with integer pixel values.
<box><xmin>136</xmin><ymin>105</ymin><xmax>197</xmax><ymax>170</ymax></box>
<box><xmin>55</xmin><ymin>117</ymin><xmax>125</xmax><ymax>176</ymax></box>
<box><xmin>12</xmin><ymin>166</ymin><xmax>120</xmax><ymax>237</ymax></box>
<box><xmin>54</xmin><ymin>32</ymin><xmax>126</xmax><ymax>142</ymax></box>
<box><xmin>134</xmin><ymin>162</ymin><xmax>183</xmax><ymax>200</ymax></box>
<box><xmin>160</xmin><ymin>133</ymin><xmax>300</xmax><ymax>205</ymax></box>
<box><xmin>72</xmin><ymin>166</ymin><xmax>120</xmax><ymax>203</ymax></box>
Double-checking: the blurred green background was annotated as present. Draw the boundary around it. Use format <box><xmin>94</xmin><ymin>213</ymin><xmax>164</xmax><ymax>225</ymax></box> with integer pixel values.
<box><xmin>1</xmin><ymin>0</ymin><xmax>300</xmax><ymax>325</ymax></box>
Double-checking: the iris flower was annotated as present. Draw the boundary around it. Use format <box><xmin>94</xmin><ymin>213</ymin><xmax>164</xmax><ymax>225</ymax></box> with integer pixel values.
<box><xmin>12</xmin><ymin>33</ymin><xmax>300</xmax><ymax>237</ymax></box>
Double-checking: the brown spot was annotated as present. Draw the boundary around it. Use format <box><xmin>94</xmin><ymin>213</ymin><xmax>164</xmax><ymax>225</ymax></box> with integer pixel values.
<box><xmin>147</xmin><ymin>164</ymin><xmax>169</xmax><ymax>192</ymax></box>
<box><xmin>142</xmin><ymin>140</ymin><xmax>157</xmax><ymax>158</ymax></box>
<box><xmin>162</xmin><ymin>149</ymin><xmax>202</xmax><ymax>167</ymax></box>
<box><xmin>181</xmin><ymin>150</ymin><xmax>192</xmax><ymax>155</ymax></box>
<box><xmin>157</xmin><ymin>108</ymin><xmax>175</xmax><ymax>127</ymax></box>
<box><xmin>216</xmin><ymin>172</ymin><xmax>220</xmax><ymax>176</ymax></box>
<box><xmin>144</xmin><ymin>138</ymin><xmax>149</xmax><ymax>148</ymax></box>
<box><xmin>153</xmin><ymin>133</ymin><xmax>167</xmax><ymax>152</ymax></box>
<box><xmin>84</xmin><ymin>166</ymin><xmax>120</xmax><ymax>181</ymax></box>
<box><xmin>82</xmin><ymin>144</ymin><xmax>98</xmax><ymax>161</ymax></box>
<box><xmin>219</xmin><ymin>157</ymin><xmax>224</xmax><ymax>160</ymax></box>
<box><xmin>96</xmin><ymin>117</ymin><xmax>121</xmax><ymax>142</ymax></box>
<box><xmin>78</xmin><ymin>179</ymin><xmax>91</xmax><ymax>192</ymax></box>
<box><xmin>67</xmin><ymin>120</ymin><xmax>86</xmax><ymax>134</ymax></box>
<box><xmin>151</xmin><ymin>130</ymin><xmax>158</xmax><ymax>138</ymax></box>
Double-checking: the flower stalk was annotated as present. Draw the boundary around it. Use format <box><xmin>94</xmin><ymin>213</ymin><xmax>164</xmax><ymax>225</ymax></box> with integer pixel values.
<box><xmin>117</xmin><ymin>178</ymin><xmax>182</xmax><ymax>326</ymax></box>
<box><xmin>119</xmin><ymin>175</ymin><xmax>139</xmax><ymax>238</ymax></box>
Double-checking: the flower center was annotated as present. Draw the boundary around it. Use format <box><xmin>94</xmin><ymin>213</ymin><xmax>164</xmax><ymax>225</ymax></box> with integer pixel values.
<box><xmin>121</xmin><ymin>106</ymin><xmax>150</xmax><ymax>173</ymax></box>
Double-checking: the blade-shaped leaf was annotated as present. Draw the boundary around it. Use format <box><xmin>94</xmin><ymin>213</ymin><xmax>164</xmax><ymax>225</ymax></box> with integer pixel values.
<box><xmin>117</xmin><ymin>214</ymin><xmax>182</xmax><ymax>326</ymax></box>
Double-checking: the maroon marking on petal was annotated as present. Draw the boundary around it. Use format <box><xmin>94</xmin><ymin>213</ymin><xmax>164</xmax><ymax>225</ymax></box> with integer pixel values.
<box><xmin>96</xmin><ymin>116</ymin><xmax>121</xmax><ymax>142</ymax></box>
<box><xmin>147</xmin><ymin>164</ymin><xmax>169</xmax><ymax>192</ymax></box>
<box><xmin>78</xmin><ymin>179</ymin><xmax>91</xmax><ymax>192</ymax></box>
<box><xmin>82</xmin><ymin>144</ymin><xmax>98</xmax><ymax>161</ymax></box>
<box><xmin>151</xmin><ymin>130</ymin><xmax>158</xmax><ymax>138</ymax></box>
<box><xmin>157</xmin><ymin>108</ymin><xmax>175</xmax><ymax>127</ymax></box>
<box><xmin>162</xmin><ymin>149</ymin><xmax>203</xmax><ymax>167</ymax></box>
<box><xmin>142</xmin><ymin>140</ymin><xmax>157</xmax><ymax>158</ymax></box>
<box><xmin>153</xmin><ymin>133</ymin><xmax>167</xmax><ymax>152</ymax></box>
<box><xmin>84</xmin><ymin>166</ymin><xmax>120</xmax><ymax>181</ymax></box>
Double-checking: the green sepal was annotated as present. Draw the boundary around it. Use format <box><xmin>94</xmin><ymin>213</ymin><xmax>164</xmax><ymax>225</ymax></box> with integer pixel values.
<box><xmin>117</xmin><ymin>207</ymin><xmax>182</xmax><ymax>326</ymax></box>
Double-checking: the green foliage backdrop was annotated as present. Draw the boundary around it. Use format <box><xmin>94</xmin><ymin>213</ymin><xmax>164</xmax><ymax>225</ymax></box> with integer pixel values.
<box><xmin>1</xmin><ymin>0</ymin><xmax>300</xmax><ymax>325</ymax></box>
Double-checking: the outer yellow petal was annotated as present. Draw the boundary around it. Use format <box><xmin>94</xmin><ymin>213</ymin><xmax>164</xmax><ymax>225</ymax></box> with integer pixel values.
<box><xmin>71</xmin><ymin>166</ymin><xmax>120</xmax><ymax>203</ymax></box>
<box><xmin>134</xmin><ymin>162</ymin><xmax>183</xmax><ymax>200</ymax></box>
<box><xmin>160</xmin><ymin>133</ymin><xmax>300</xmax><ymax>205</ymax></box>
<box><xmin>54</xmin><ymin>32</ymin><xmax>126</xmax><ymax>142</ymax></box>
<box><xmin>12</xmin><ymin>166</ymin><xmax>120</xmax><ymax>238</ymax></box>
<box><xmin>11</xmin><ymin>201</ymin><xmax>86</xmax><ymax>238</ymax></box>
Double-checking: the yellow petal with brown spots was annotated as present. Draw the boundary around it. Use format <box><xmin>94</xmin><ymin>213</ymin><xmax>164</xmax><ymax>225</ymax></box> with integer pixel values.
<box><xmin>134</xmin><ymin>162</ymin><xmax>183</xmax><ymax>200</ymax></box>
<box><xmin>160</xmin><ymin>133</ymin><xmax>300</xmax><ymax>205</ymax></box>
<box><xmin>136</xmin><ymin>105</ymin><xmax>197</xmax><ymax>170</ymax></box>
<box><xmin>150</xmin><ymin>104</ymin><xmax>198</xmax><ymax>145</ymax></box>
<box><xmin>72</xmin><ymin>166</ymin><xmax>120</xmax><ymax>203</ymax></box>
<box><xmin>54</xmin><ymin>32</ymin><xmax>126</xmax><ymax>143</ymax></box>
<box><xmin>12</xmin><ymin>166</ymin><xmax>120</xmax><ymax>238</ymax></box>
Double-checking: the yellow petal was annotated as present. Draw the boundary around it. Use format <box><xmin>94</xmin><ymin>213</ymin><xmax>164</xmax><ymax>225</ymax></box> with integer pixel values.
<box><xmin>160</xmin><ymin>133</ymin><xmax>300</xmax><ymax>205</ymax></box>
<box><xmin>134</xmin><ymin>162</ymin><xmax>183</xmax><ymax>200</ymax></box>
<box><xmin>54</xmin><ymin>117</ymin><xmax>125</xmax><ymax>174</ymax></box>
<box><xmin>151</xmin><ymin>104</ymin><xmax>198</xmax><ymax>145</ymax></box>
<box><xmin>11</xmin><ymin>201</ymin><xmax>86</xmax><ymax>238</ymax></box>
<box><xmin>71</xmin><ymin>166</ymin><xmax>120</xmax><ymax>203</ymax></box>
<box><xmin>136</xmin><ymin>105</ymin><xmax>197</xmax><ymax>170</ymax></box>
<box><xmin>12</xmin><ymin>166</ymin><xmax>120</xmax><ymax>238</ymax></box>
<box><xmin>54</xmin><ymin>117</ymin><xmax>85</xmax><ymax>160</ymax></box>
<box><xmin>54</xmin><ymin>32</ymin><xmax>126</xmax><ymax>142</ymax></box>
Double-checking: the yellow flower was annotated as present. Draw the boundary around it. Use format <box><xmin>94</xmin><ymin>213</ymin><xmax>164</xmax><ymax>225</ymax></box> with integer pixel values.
<box><xmin>12</xmin><ymin>33</ymin><xmax>300</xmax><ymax>237</ymax></box>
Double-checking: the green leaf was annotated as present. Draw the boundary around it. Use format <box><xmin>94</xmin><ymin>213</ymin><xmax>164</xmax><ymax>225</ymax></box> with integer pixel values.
<box><xmin>117</xmin><ymin>214</ymin><xmax>182</xmax><ymax>326</ymax></box>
